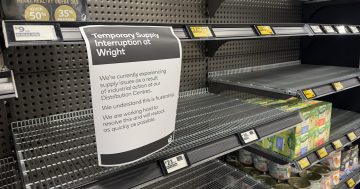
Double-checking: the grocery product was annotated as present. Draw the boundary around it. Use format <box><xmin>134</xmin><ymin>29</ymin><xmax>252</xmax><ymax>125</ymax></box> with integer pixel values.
<box><xmin>253</xmin><ymin>153</ymin><xmax>269</xmax><ymax>172</ymax></box>
<box><xmin>340</xmin><ymin>148</ymin><xmax>351</xmax><ymax>180</ymax></box>
<box><xmin>349</xmin><ymin>145</ymin><xmax>359</xmax><ymax>170</ymax></box>
<box><xmin>243</xmin><ymin>166</ymin><xmax>261</xmax><ymax>177</ymax></box>
<box><xmin>322</xmin><ymin>150</ymin><xmax>341</xmax><ymax>170</ymax></box>
<box><xmin>299</xmin><ymin>171</ymin><xmax>321</xmax><ymax>189</ymax></box>
<box><xmin>256</xmin><ymin>136</ymin><xmax>274</xmax><ymax>150</ymax></box>
<box><xmin>252</xmin><ymin>97</ymin><xmax>332</xmax><ymax>160</ymax></box>
<box><xmin>329</xmin><ymin>169</ymin><xmax>340</xmax><ymax>187</ymax></box>
<box><xmin>288</xmin><ymin>177</ymin><xmax>311</xmax><ymax>189</ymax></box>
<box><xmin>309</xmin><ymin>165</ymin><xmax>331</xmax><ymax>189</ymax></box>
<box><xmin>239</xmin><ymin>149</ymin><xmax>253</xmax><ymax>165</ymax></box>
<box><xmin>255</xmin><ymin>175</ymin><xmax>277</xmax><ymax>186</ymax></box>
<box><xmin>273</xmin><ymin>184</ymin><xmax>295</xmax><ymax>189</ymax></box>
<box><xmin>269</xmin><ymin>161</ymin><xmax>292</xmax><ymax>181</ymax></box>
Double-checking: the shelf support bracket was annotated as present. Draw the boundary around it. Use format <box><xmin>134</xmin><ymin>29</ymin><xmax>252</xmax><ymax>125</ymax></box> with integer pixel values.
<box><xmin>206</xmin><ymin>0</ymin><xmax>225</xmax><ymax>17</ymax></box>
<box><xmin>206</xmin><ymin>40</ymin><xmax>227</xmax><ymax>57</ymax></box>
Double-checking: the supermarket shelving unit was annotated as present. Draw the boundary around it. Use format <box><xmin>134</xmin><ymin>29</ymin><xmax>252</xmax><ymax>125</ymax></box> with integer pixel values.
<box><xmin>245</xmin><ymin>109</ymin><xmax>360</xmax><ymax>171</ymax></box>
<box><xmin>1</xmin><ymin>1</ymin><xmax>360</xmax><ymax>189</ymax></box>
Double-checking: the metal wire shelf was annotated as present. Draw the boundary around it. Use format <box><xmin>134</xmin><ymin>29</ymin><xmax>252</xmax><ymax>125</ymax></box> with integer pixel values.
<box><xmin>0</xmin><ymin>156</ymin><xmax>21</xmax><ymax>189</ymax></box>
<box><xmin>11</xmin><ymin>91</ymin><xmax>301</xmax><ymax>189</ymax></box>
<box><xmin>209</xmin><ymin>62</ymin><xmax>360</xmax><ymax>100</ymax></box>
<box><xmin>140</xmin><ymin>160</ymin><xmax>271</xmax><ymax>189</ymax></box>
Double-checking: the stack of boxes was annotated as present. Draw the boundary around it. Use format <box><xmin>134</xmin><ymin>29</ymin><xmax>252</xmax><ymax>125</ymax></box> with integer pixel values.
<box><xmin>247</xmin><ymin>97</ymin><xmax>332</xmax><ymax>160</ymax></box>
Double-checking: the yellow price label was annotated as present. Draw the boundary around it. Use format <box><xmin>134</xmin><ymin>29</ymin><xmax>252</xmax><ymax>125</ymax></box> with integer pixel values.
<box><xmin>346</xmin><ymin>178</ymin><xmax>355</xmax><ymax>188</ymax></box>
<box><xmin>298</xmin><ymin>157</ymin><xmax>311</xmax><ymax>170</ymax></box>
<box><xmin>347</xmin><ymin>132</ymin><xmax>357</xmax><ymax>141</ymax></box>
<box><xmin>332</xmin><ymin>140</ymin><xmax>343</xmax><ymax>150</ymax></box>
<box><xmin>316</xmin><ymin>148</ymin><xmax>328</xmax><ymax>159</ymax></box>
<box><xmin>303</xmin><ymin>89</ymin><xmax>316</xmax><ymax>99</ymax></box>
<box><xmin>256</xmin><ymin>26</ymin><xmax>275</xmax><ymax>35</ymax></box>
<box><xmin>333</xmin><ymin>82</ymin><xmax>344</xmax><ymax>91</ymax></box>
<box><xmin>189</xmin><ymin>26</ymin><xmax>214</xmax><ymax>38</ymax></box>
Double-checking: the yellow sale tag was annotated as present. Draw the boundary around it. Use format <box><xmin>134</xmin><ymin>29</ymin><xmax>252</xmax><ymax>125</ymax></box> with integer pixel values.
<box><xmin>332</xmin><ymin>140</ymin><xmax>343</xmax><ymax>150</ymax></box>
<box><xmin>333</xmin><ymin>82</ymin><xmax>344</xmax><ymax>91</ymax></box>
<box><xmin>303</xmin><ymin>89</ymin><xmax>316</xmax><ymax>99</ymax></box>
<box><xmin>189</xmin><ymin>26</ymin><xmax>213</xmax><ymax>38</ymax></box>
<box><xmin>317</xmin><ymin>148</ymin><xmax>328</xmax><ymax>159</ymax></box>
<box><xmin>256</xmin><ymin>26</ymin><xmax>275</xmax><ymax>35</ymax></box>
<box><xmin>346</xmin><ymin>178</ymin><xmax>355</xmax><ymax>188</ymax></box>
<box><xmin>347</xmin><ymin>132</ymin><xmax>357</xmax><ymax>141</ymax></box>
<box><xmin>298</xmin><ymin>157</ymin><xmax>311</xmax><ymax>170</ymax></box>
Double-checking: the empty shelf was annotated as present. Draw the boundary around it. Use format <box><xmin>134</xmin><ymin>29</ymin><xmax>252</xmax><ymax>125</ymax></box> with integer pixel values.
<box><xmin>209</xmin><ymin>62</ymin><xmax>360</xmax><ymax>100</ymax></box>
<box><xmin>141</xmin><ymin>160</ymin><xmax>271</xmax><ymax>189</ymax></box>
<box><xmin>11</xmin><ymin>90</ymin><xmax>301</xmax><ymax>189</ymax></box>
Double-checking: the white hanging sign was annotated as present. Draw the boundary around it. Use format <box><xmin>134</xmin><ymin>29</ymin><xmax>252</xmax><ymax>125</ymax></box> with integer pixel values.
<box><xmin>80</xmin><ymin>25</ymin><xmax>182</xmax><ymax>166</ymax></box>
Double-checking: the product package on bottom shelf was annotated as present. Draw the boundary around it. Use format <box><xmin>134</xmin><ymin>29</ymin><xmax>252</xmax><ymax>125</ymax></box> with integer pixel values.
<box><xmin>246</xmin><ymin>97</ymin><xmax>332</xmax><ymax>160</ymax></box>
<box><xmin>225</xmin><ymin>144</ymin><xmax>359</xmax><ymax>189</ymax></box>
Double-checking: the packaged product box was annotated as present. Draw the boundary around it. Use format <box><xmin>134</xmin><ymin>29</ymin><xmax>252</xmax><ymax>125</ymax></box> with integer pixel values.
<box><xmin>272</xmin><ymin>126</ymin><xmax>309</xmax><ymax>159</ymax></box>
<box><xmin>250</xmin><ymin>97</ymin><xmax>332</xmax><ymax>160</ymax></box>
<box><xmin>256</xmin><ymin>135</ymin><xmax>274</xmax><ymax>150</ymax></box>
<box><xmin>1</xmin><ymin>0</ymin><xmax>87</xmax><ymax>21</ymax></box>
<box><xmin>340</xmin><ymin>148</ymin><xmax>351</xmax><ymax>180</ymax></box>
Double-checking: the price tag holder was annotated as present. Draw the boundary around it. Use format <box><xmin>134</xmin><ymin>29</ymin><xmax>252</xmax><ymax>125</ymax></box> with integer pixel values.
<box><xmin>347</xmin><ymin>132</ymin><xmax>357</xmax><ymax>142</ymax></box>
<box><xmin>310</xmin><ymin>25</ymin><xmax>324</xmax><ymax>34</ymax></box>
<box><xmin>316</xmin><ymin>148</ymin><xmax>328</xmax><ymax>159</ymax></box>
<box><xmin>332</xmin><ymin>82</ymin><xmax>345</xmax><ymax>91</ymax></box>
<box><xmin>302</xmin><ymin>89</ymin><xmax>316</xmax><ymax>99</ymax></box>
<box><xmin>13</xmin><ymin>25</ymin><xmax>59</xmax><ymax>41</ymax></box>
<box><xmin>238</xmin><ymin>129</ymin><xmax>259</xmax><ymax>144</ymax></box>
<box><xmin>298</xmin><ymin>157</ymin><xmax>311</xmax><ymax>170</ymax></box>
<box><xmin>160</xmin><ymin>154</ymin><xmax>190</xmax><ymax>175</ymax></box>
<box><xmin>255</xmin><ymin>25</ymin><xmax>275</xmax><ymax>36</ymax></box>
<box><xmin>348</xmin><ymin>26</ymin><xmax>360</xmax><ymax>34</ymax></box>
<box><xmin>335</xmin><ymin>25</ymin><xmax>348</xmax><ymax>34</ymax></box>
<box><xmin>332</xmin><ymin>140</ymin><xmax>343</xmax><ymax>150</ymax></box>
<box><xmin>346</xmin><ymin>178</ymin><xmax>355</xmax><ymax>188</ymax></box>
<box><xmin>322</xmin><ymin>25</ymin><xmax>338</xmax><ymax>34</ymax></box>
<box><xmin>186</xmin><ymin>25</ymin><xmax>215</xmax><ymax>39</ymax></box>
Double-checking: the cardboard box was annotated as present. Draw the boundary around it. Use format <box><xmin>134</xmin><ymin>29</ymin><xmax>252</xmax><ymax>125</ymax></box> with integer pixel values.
<box><xmin>250</xmin><ymin>97</ymin><xmax>332</xmax><ymax>160</ymax></box>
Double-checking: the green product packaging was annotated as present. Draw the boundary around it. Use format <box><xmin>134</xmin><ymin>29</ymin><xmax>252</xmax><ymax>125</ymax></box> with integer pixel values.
<box><xmin>248</xmin><ymin>97</ymin><xmax>332</xmax><ymax>160</ymax></box>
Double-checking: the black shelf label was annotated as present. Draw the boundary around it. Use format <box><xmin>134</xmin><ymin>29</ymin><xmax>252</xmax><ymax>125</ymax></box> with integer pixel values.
<box><xmin>239</xmin><ymin>129</ymin><xmax>259</xmax><ymax>144</ymax></box>
<box><xmin>160</xmin><ymin>154</ymin><xmax>190</xmax><ymax>175</ymax></box>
